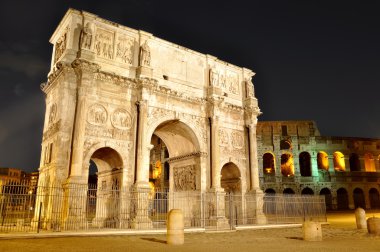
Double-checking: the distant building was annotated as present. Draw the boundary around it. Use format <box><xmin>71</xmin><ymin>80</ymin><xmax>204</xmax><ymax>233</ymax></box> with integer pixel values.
<box><xmin>0</xmin><ymin>167</ymin><xmax>25</xmax><ymax>184</ymax></box>
<box><xmin>24</xmin><ymin>171</ymin><xmax>39</xmax><ymax>187</ymax></box>
<box><xmin>0</xmin><ymin>168</ymin><xmax>39</xmax><ymax>187</ymax></box>
<box><xmin>257</xmin><ymin>120</ymin><xmax>380</xmax><ymax>210</ymax></box>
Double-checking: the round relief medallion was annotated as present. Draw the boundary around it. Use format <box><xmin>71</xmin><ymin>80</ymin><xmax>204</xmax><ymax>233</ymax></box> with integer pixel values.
<box><xmin>111</xmin><ymin>108</ymin><xmax>132</xmax><ymax>129</ymax></box>
<box><xmin>87</xmin><ymin>104</ymin><xmax>107</xmax><ymax>126</ymax></box>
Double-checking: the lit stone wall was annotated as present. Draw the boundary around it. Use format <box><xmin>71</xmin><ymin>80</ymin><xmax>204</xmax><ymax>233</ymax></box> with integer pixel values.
<box><xmin>257</xmin><ymin>120</ymin><xmax>380</xmax><ymax>210</ymax></box>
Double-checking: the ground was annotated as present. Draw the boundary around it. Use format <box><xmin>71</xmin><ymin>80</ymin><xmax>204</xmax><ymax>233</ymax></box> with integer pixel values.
<box><xmin>1</xmin><ymin>212</ymin><xmax>380</xmax><ymax>252</ymax></box>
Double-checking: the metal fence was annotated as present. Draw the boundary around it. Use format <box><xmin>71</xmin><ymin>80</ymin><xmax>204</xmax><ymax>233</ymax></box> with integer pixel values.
<box><xmin>0</xmin><ymin>182</ymin><xmax>326</xmax><ymax>233</ymax></box>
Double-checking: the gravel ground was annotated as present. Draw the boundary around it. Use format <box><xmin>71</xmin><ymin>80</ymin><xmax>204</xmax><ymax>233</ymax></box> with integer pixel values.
<box><xmin>1</xmin><ymin>212</ymin><xmax>380</xmax><ymax>252</ymax></box>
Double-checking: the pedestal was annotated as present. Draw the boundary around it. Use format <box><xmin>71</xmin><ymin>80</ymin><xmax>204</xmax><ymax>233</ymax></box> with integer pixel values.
<box><xmin>208</xmin><ymin>188</ymin><xmax>230</xmax><ymax>230</ymax></box>
<box><xmin>130</xmin><ymin>182</ymin><xmax>153</xmax><ymax>229</ymax></box>
<box><xmin>137</xmin><ymin>66</ymin><xmax>153</xmax><ymax>78</ymax></box>
<box><xmin>247</xmin><ymin>189</ymin><xmax>267</xmax><ymax>225</ymax></box>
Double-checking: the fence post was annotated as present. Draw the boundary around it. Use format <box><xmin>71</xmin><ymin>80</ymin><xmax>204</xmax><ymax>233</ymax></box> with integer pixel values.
<box><xmin>37</xmin><ymin>202</ymin><xmax>42</xmax><ymax>233</ymax></box>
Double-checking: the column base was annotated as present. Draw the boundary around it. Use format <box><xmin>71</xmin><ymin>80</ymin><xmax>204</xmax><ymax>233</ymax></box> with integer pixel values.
<box><xmin>247</xmin><ymin>189</ymin><xmax>267</xmax><ymax>225</ymax></box>
<box><xmin>130</xmin><ymin>182</ymin><xmax>153</xmax><ymax>229</ymax></box>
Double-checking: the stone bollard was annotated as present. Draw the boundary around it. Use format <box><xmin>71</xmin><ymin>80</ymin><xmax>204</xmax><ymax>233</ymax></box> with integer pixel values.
<box><xmin>167</xmin><ymin>209</ymin><xmax>184</xmax><ymax>245</ymax></box>
<box><xmin>367</xmin><ymin>217</ymin><xmax>380</xmax><ymax>236</ymax></box>
<box><xmin>355</xmin><ymin>207</ymin><xmax>367</xmax><ymax>229</ymax></box>
<box><xmin>303</xmin><ymin>221</ymin><xmax>322</xmax><ymax>241</ymax></box>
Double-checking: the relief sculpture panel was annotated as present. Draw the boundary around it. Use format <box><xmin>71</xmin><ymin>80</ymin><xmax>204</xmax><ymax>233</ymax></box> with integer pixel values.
<box><xmin>173</xmin><ymin>165</ymin><xmax>196</xmax><ymax>191</ymax></box>
<box><xmin>231</xmin><ymin>130</ymin><xmax>244</xmax><ymax>149</ymax></box>
<box><xmin>116</xmin><ymin>36</ymin><xmax>134</xmax><ymax>64</ymax></box>
<box><xmin>209</xmin><ymin>68</ymin><xmax>239</xmax><ymax>95</ymax></box>
<box><xmin>95</xmin><ymin>28</ymin><xmax>114</xmax><ymax>59</ymax></box>
<box><xmin>54</xmin><ymin>28</ymin><xmax>68</xmax><ymax>63</ymax></box>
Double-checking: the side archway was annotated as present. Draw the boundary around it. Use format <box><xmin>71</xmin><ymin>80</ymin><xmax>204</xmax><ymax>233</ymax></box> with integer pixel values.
<box><xmin>220</xmin><ymin>162</ymin><xmax>241</xmax><ymax>194</ymax></box>
<box><xmin>364</xmin><ymin>153</ymin><xmax>376</xmax><ymax>172</ymax></box>
<box><xmin>349</xmin><ymin>153</ymin><xmax>361</xmax><ymax>172</ymax></box>
<box><xmin>369</xmin><ymin>188</ymin><xmax>380</xmax><ymax>209</ymax></box>
<box><xmin>333</xmin><ymin>152</ymin><xmax>346</xmax><ymax>172</ymax></box>
<box><xmin>281</xmin><ymin>153</ymin><xmax>294</xmax><ymax>177</ymax></box>
<box><xmin>337</xmin><ymin>188</ymin><xmax>349</xmax><ymax>210</ymax></box>
<box><xmin>299</xmin><ymin>152</ymin><xmax>311</xmax><ymax>177</ymax></box>
<box><xmin>301</xmin><ymin>187</ymin><xmax>314</xmax><ymax>195</ymax></box>
<box><xmin>353</xmin><ymin>188</ymin><xmax>365</xmax><ymax>209</ymax></box>
<box><xmin>283</xmin><ymin>188</ymin><xmax>295</xmax><ymax>194</ymax></box>
<box><xmin>317</xmin><ymin>151</ymin><xmax>329</xmax><ymax>171</ymax></box>
<box><xmin>263</xmin><ymin>153</ymin><xmax>275</xmax><ymax>175</ymax></box>
<box><xmin>320</xmin><ymin>188</ymin><xmax>332</xmax><ymax>210</ymax></box>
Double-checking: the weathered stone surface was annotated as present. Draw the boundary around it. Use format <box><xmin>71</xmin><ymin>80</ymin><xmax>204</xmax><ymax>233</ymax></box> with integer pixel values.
<box><xmin>167</xmin><ymin>209</ymin><xmax>184</xmax><ymax>245</ymax></box>
<box><xmin>355</xmin><ymin>208</ymin><xmax>367</xmax><ymax>229</ymax></box>
<box><xmin>367</xmin><ymin>217</ymin><xmax>380</xmax><ymax>236</ymax></box>
<box><xmin>303</xmin><ymin>221</ymin><xmax>322</xmax><ymax>241</ymax></box>
<box><xmin>36</xmin><ymin>8</ymin><xmax>263</xmax><ymax>229</ymax></box>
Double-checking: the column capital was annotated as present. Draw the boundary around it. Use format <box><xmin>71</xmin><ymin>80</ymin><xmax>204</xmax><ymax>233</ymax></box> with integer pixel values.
<box><xmin>71</xmin><ymin>59</ymin><xmax>100</xmax><ymax>75</ymax></box>
<box><xmin>136</xmin><ymin>99</ymin><xmax>148</xmax><ymax>108</ymax></box>
<box><xmin>246</xmin><ymin>119</ymin><xmax>258</xmax><ymax>129</ymax></box>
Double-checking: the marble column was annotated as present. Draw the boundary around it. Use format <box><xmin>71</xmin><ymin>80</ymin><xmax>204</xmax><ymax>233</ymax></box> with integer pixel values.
<box><xmin>210</xmin><ymin>115</ymin><xmax>221</xmax><ymax>191</ymax></box>
<box><xmin>68</xmin><ymin>59</ymin><xmax>99</xmax><ymax>181</ymax></box>
<box><xmin>248</xmin><ymin>123</ymin><xmax>261</xmax><ymax>191</ymax></box>
<box><xmin>135</xmin><ymin>100</ymin><xmax>150</xmax><ymax>189</ymax></box>
<box><xmin>247</xmin><ymin>122</ymin><xmax>266</xmax><ymax>224</ymax></box>
<box><xmin>63</xmin><ymin>59</ymin><xmax>99</xmax><ymax>229</ymax></box>
<box><xmin>131</xmin><ymin>99</ymin><xmax>152</xmax><ymax>229</ymax></box>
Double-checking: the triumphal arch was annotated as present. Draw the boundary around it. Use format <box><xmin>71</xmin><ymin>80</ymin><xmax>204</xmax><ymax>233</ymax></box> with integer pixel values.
<box><xmin>37</xmin><ymin>9</ymin><xmax>264</xmax><ymax>230</ymax></box>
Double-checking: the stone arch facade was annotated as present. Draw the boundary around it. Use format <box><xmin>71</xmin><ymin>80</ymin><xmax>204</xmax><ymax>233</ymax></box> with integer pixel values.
<box><xmin>36</xmin><ymin>9</ymin><xmax>264</xmax><ymax>229</ymax></box>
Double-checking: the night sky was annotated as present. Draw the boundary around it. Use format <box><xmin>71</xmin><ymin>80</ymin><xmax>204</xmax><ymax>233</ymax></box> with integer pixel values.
<box><xmin>0</xmin><ymin>0</ymin><xmax>379</xmax><ymax>172</ymax></box>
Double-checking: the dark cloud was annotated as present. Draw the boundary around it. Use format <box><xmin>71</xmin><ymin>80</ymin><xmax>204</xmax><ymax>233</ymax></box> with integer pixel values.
<box><xmin>0</xmin><ymin>0</ymin><xmax>379</xmax><ymax>172</ymax></box>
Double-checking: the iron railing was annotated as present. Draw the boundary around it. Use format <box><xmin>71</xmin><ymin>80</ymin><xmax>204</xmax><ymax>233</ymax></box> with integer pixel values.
<box><xmin>0</xmin><ymin>182</ymin><xmax>326</xmax><ymax>233</ymax></box>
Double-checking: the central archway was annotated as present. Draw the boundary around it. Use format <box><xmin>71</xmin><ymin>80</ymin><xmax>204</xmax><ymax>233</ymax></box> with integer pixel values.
<box><xmin>150</xmin><ymin>120</ymin><xmax>201</xmax><ymax>192</ymax></box>
<box><xmin>148</xmin><ymin>120</ymin><xmax>202</xmax><ymax>227</ymax></box>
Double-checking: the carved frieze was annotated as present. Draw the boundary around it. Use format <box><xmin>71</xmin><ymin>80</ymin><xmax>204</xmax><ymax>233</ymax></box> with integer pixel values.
<box><xmin>48</xmin><ymin>103</ymin><xmax>57</xmax><ymax>125</ymax></box>
<box><xmin>54</xmin><ymin>28</ymin><xmax>68</xmax><ymax>63</ymax></box>
<box><xmin>116</xmin><ymin>36</ymin><xmax>134</xmax><ymax>64</ymax></box>
<box><xmin>43</xmin><ymin>120</ymin><xmax>61</xmax><ymax>140</ymax></box>
<box><xmin>209</xmin><ymin>68</ymin><xmax>239</xmax><ymax>95</ymax></box>
<box><xmin>180</xmin><ymin>113</ymin><xmax>208</xmax><ymax>144</ymax></box>
<box><xmin>95</xmin><ymin>28</ymin><xmax>114</xmax><ymax>59</ymax></box>
<box><xmin>85</xmin><ymin>124</ymin><xmax>130</xmax><ymax>140</ymax></box>
<box><xmin>219</xmin><ymin>129</ymin><xmax>229</xmax><ymax>146</ymax></box>
<box><xmin>231</xmin><ymin>131</ymin><xmax>244</xmax><ymax>149</ymax></box>
<box><xmin>87</xmin><ymin>104</ymin><xmax>107</xmax><ymax>126</ymax></box>
<box><xmin>83</xmin><ymin>138</ymin><xmax>100</xmax><ymax>159</ymax></box>
<box><xmin>95</xmin><ymin>72</ymin><xmax>138</xmax><ymax>89</ymax></box>
<box><xmin>111</xmin><ymin>108</ymin><xmax>132</xmax><ymax>130</ymax></box>
<box><xmin>148</xmin><ymin>107</ymin><xmax>173</xmax><ymax>125</ymax></box>
<box><xmin>173</xmin><ymin>165</ymin><xmax>196</xmax><ymax>191</ymax></box>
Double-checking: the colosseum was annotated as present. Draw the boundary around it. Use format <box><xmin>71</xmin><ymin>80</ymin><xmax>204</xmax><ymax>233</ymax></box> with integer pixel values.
<box><xmin>257</xmin><ymin>120</ymin><xmax>380</xmax><ymax>210</ymax></box>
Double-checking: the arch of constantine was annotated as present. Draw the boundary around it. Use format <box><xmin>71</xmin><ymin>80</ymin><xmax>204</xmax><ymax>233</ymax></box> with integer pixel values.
<box><xmin>36</xmin><ymin>9</ymin><xmax>266</xmax><ymax>229</ymax></box>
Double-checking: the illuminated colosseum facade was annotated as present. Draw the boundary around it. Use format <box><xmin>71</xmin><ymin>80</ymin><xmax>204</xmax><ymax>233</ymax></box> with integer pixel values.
<box><xmin>257</xmin><ymin>120</ymin><xmax>380</xmax><ymax>210</ymax></box>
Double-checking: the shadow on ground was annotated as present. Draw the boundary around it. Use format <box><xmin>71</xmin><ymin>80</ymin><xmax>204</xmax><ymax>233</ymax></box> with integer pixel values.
<box><xmin>141</xmin><ymin>237</ymin><xmax>167</xmax><ymax>244</ymax></box>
